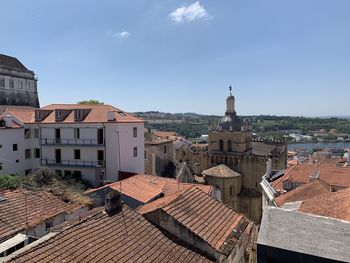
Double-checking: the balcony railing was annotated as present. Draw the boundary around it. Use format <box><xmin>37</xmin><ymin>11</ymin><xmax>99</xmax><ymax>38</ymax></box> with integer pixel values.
<box><xmin>41</xmin><ymin>159</ymin><xmax>105</xmax><ymax>168</ymax></box>
<box><xmin>40</xmin><ymin>138</ymin><xmax>105</xmax><ymax>146</ymax></box>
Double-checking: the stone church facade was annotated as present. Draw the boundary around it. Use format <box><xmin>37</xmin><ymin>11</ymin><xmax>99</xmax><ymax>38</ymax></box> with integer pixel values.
<box><xmin>176</xmin><ymin>92</ymin><xmax>287</xmax><ymax>222</ymax></box>
<box><xmin>0</xmin><ymin>54</ymin><xmax>39</xmax><ymax>108</ymax></box>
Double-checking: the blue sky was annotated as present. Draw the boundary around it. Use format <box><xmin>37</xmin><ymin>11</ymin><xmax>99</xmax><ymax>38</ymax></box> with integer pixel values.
<box><xmin>1</xmin><ymin>1</ymin><xmax>349</xmax><ymax>116</ymax></box>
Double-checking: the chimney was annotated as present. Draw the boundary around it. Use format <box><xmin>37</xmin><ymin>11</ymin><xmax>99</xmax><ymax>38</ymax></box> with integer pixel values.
<box><xmin>266</xmin><ymin>158</ymin><xmax>272</xmax><ymax>179</ymax></box>
<box><xmin>105</xmin><ymin>190</ymin><xmax>123</xmax><ymax>215</ymax></box>
<box><xmin>4</xmin><ymin>115</ymin><xmax>13</xmax><ymax>128</ymax></box>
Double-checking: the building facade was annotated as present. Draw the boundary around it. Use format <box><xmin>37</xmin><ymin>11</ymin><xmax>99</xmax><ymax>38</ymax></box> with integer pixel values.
<box><xmin>0</xmin><ymin>104</ymin><xmax>145</xmax><ymax>186</ymax></box>
<box><xmin>0</xmin><ymin>54</ymin><xmax>39</xmax><ymax>108</ymax></box>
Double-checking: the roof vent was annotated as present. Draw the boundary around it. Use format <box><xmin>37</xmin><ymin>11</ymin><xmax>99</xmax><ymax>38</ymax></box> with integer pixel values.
<box><xmin>0</xmin><ymin>196</ymin><xmax>6</xmax><ymax>202</ymax></box>
<box><xmin>107</xmin><ymin>111</ymin><xmax>115</xmax><ymax>121</ymax></box>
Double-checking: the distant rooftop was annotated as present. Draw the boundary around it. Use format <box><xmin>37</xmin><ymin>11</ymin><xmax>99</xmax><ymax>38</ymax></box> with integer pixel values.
<box><xmin>0</xmin><ymin>54</ymin><xmax>28</xmax><ymax>71</ymax></box>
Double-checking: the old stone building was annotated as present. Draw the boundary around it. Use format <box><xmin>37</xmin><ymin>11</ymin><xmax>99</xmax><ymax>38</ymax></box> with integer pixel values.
<box><xmin>176</xmin><ymin>91</ymin><xmax>287</xmax><ymax>222</ymax></box>
<box><xmin>0</xmin><ymin>54</ymin><xmax>39</xmax><ymax>108</ymax></box>
<box><xmin>144</xmin><ymin>131</ymin><xmax>175</xmax><ymax>176</ymax></box>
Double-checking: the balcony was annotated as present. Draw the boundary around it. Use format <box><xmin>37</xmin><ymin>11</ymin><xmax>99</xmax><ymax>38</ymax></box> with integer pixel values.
<box><xmin>41</xmin><ymin>159</ymin><xmax>105</xmax><ymax>168</ymax></box>
<box><xmin>40</xmin><ymin>138</ymin><xmax>105</xmax><ymax>146</ymax></box>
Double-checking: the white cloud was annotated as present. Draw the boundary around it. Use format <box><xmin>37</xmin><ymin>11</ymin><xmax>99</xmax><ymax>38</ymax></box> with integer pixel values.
<box><xmin>116</xmin><ymin>31</ymin><xmax>130</xmax><ymax>39</ymax></box>
<box><xmin>169</xmin><ymin>2</ymin><xmax>211</xmax><ymax>23</ymax></box>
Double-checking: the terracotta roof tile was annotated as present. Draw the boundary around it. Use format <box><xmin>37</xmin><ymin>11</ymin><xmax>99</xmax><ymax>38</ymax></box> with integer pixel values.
<box><xmin>8</xmin><ymin>206</ymin><xmax>213</xmax><ymax>262</ymax></box>
<box><xmin>0</xmin><ymin>188</ymin><xmax>83</xmax><ymax>243</ymax></box>
<box><xmin>1</xmin><ymin>104</ymin><xmax>144</xmax><ymax>124</ymax></box>
<box><xmin>202</xmin><ymin>164</ymin><xmax>241</xmax><ymax>178</ymax></box>
<box><xmin>298</xmin><ymin>188</ymin><xmax>350</xmax><ymax>221</ymax></box>
<box><xmin>138</xmin><ymin>187</ymin><xmax>250</xmax><ymax>253</ymax></box>
<box><xmin>153</xmin><ymin>131</ymin><xmax>178</xmax><ymax>139</ymax></box>
<box><xmin>275</xmin><ymin>179</ymin><xmax>331</xmax><ymax>206</ymax></box>
<box><xmin>88</xmin><ymin>174</ymin><xmax>213</xmax><ymax>204</ymax></box>
<box><xmin>272</xmin><ymin>159</ymin><xmax>350</xmax><ymax>191</ymax></box>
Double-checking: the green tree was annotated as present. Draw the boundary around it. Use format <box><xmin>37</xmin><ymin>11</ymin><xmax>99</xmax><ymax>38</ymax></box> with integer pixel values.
<box><xmin>77</xmin><ymin>99</ymin><xmax>104</xmax><ymax>105</ymax></box>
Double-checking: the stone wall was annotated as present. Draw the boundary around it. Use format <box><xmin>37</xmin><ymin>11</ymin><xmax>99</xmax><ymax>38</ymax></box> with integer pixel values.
<box><xmin>144</xmin><ymin>141</ymin><xmax>174</xmax><ymax>176</ymax></box>
<box><xmin>0</xmin><ymin>89</ymin><xmax>39</xmax><ymax>108</ymax></box>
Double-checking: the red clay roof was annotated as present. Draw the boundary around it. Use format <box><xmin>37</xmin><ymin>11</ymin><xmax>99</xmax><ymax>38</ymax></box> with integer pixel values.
<box><xmin>153</xmin><ymin>131</ymin><xmax>178</xmax><ymax>139</ymax></box>
<box><xmin>88</xmin><ymin>174</ymin><xmax>213</xmax><ymax>204</ymax></box>
<box><xmin>138</xmin><ymin>187</ymin><xmax>250</xmax><ymax>253</ymax></box>
<box><xmin>0</xmin><ymin>188</ymin><xmax>83</xmax><ymax>243</ymax></box>
<box><xmin>8</xmin><ymin>206</ymin><xmax>213</xmax><ymax>263</ymax></box>
<box><xmin>298</xmin><ymin>188</ymin><xmax>350</xmax><ymax>221</ymax></box>
<box><xmin>272</xmin><ymin>159</ymin><xmax>350</xmax><ymax>191</ymax></box>
<box><xmin>275</xmin><ymin>179</ymin><xmax>331</xmax><ymax>207</ymax></box>
<box><xmin>1</xmin><ymin>104</ymin><xmax>143</xmax><ymax>124</ymax></box>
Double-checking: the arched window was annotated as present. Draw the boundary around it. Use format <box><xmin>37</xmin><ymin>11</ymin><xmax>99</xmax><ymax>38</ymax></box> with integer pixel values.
<box><xmin>219</xmin><ymin>139</ymin><xmax>224</xmax><ymax>152</ymax></box>
<box><xmin>228</xmin><ymin>140</ymin><xmax>232</xmax><ymax>152</ymax></box>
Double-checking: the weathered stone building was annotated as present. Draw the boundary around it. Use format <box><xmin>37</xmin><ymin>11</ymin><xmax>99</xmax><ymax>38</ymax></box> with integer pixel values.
<box><xmin>144</xmin><ymin>131</ymin><xmax>175</xmax><ymax>176</ymax></box>
<box><xmin>0</xmin><ymin>54</ymin><xmax>39</xmax><ymax>108</ymax></box>
<box><xmin>176</xmin><ymin>92</ymin><xmax>287</xmax><ymax>222</ymax></box>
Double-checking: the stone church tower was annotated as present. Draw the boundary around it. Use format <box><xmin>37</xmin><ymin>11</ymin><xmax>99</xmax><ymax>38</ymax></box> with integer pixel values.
<box><xmin>0</xmin><ymin>54</ymin><xmax>40</xmax><ymax>108</ymax></box>
<box><xmin>204</xmin><ymin>90</ymin><xmax>287</xmax><ymax>222</ymax></box>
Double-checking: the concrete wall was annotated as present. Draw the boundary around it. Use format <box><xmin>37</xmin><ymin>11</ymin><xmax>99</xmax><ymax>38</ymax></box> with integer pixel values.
<box><xmin>0</xmin><ymin>125</ymin><xmax>40</xmax><ymax>176</ymax></box>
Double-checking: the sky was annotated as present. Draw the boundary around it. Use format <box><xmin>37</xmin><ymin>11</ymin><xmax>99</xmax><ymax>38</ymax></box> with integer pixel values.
<box><xmin>1</xmin><ymin>0</ymin><xmax>350</xmax><ymax>116</ymax></box>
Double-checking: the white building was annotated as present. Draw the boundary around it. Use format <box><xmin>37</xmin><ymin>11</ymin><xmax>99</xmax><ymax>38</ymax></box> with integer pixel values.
<box><xmin>0</xmin><ymin>104</ymin><xmax>144</xmax><ymax>186</ymax></box>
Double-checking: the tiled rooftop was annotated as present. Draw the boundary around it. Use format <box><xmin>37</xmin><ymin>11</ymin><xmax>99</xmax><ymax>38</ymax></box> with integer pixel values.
<box><xmin>274</xmin><ymin>179</ymin><xmax>331</xmax><ymax>206</ymax></box>
<box><xmin>144</xmin><ymin>132</ymin><xmax>172</xmax><ymax>145</ymax></box>
<box><xmin>272</xmin><ymin>159</ymin><xmax>350</xmax><ymax>191</ymax></box>
<box><xmin>0</xmin><ymin>104</ymin><xmax>143</xmax><ymax>124</ymax></box>
<box><xmin>7</xmin><ymin>206</ymin><xmax>213</xmax><ymax>263</ymax></box>
<box><xmin>0</xmin><ymin>54</ymin><xmax>28</xmax><ymax>71</ymax></box>
<box><xmin>138</xmin><ymin>187</ymin><xmax>250</xmax><ymax>254</ymax></box>
<box><xmin>298</xmin><ymin>188</ymin><xmax>350</xmax><ymax>221</ymax></box>
<box><xmin>153</xmin><ymin>131</ymin><xmax>178</xmax><ymax>139</ymax></box>
<box><xmin>88</xmin><ymin>174</ymin><xmax>213</xmax><ymax>204</ymax></box>
<box><xmin>202</xmin><ymin>164</ymin><xmax>241</xmax><ymax>178</ymax></box>
<box><xmin>0</xmin><ymin>188</ymin><xmax>84</xmax><ymax>243</ymax></box>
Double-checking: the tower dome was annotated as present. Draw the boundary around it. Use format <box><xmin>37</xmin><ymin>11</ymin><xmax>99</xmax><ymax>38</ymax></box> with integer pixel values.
<box><xmin>216</xmin><ymin>88</ymin><xmax>242</xmax><ymax>132</ymax></box>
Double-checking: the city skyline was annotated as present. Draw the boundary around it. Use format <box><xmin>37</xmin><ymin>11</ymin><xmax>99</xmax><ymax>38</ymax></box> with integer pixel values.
<box><xmin>1</xmin><ymin>0</ymin><xmax>349</xmax><ymax>116</ymax></box>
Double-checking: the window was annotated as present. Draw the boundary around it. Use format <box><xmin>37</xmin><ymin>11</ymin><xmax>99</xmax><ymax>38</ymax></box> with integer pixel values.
<box><xmin>0</xmin><ymin>78</ymin><xmax>4</xmax><ymax>87</ymax></box>
<box><xmin>74</xmin><ymin>149</ymin><xmax>81</xmax><ymax>160</ymax></box>
<box><xmin>228</xmin><ymin>140</ymin><xmax>232</xmax><ymax>152</ymax></box>
<box><xmin>0</xmin><ymin>163</ymin><xmax>3</xmax><ymax>170</ymax></box>
<box><xmin>164</xmin><ymin>146</ymin><xmax>167</xmax><ymax>154</ymax></box>
<box><xmin>20</xmin><ymin>81</ymin><xmax>23</xmax><ymax>89</ymax></box>
<box><xmin>34</xmin><ymin>148</ymin><xmax>40</xmax><ymax>158</ymax></box>
<box><xmin>13</xmin><ymin>144</ymin><xmax>18</xmax><ymax>151</ymax></box>
<box><xmin>9</xmin><ymin>79</ymin><xmax>14</xmax><ymax>88</ymax></box>
<box><xmin>133</xmin><ymin>147</ymin><xmax>138</xmax><ymax>157</ymax></box>
<box><xmin>25</xmin><ymin>169</ymin><xmax>32</xmax><ymax>175</ymax></box>
<box><xmin>34</xmin><ymin>129</ymin><xmax>39</xmax><ymax>138</ymax></box>
<box><xmin>56</xmin><ymin>110</ymin><xmax>62</xmax><ymax>119</ymax></box>
<box><xmin>74</xmin><ymin>128</ymin><xmax>80</xmax><ymax>139</ymax></box>
<box><xmin>219</xmin><ymin>140</ymin><xmax>224</xmax><ymax>152</ymax></box>
<box><xmin>24</xmin><ymin>129</ymin><xmax>31</xmax><ymax>139</ymax></box>
<box><xmin>144</xmin><ymin>150</ymin><xmax>147</xmax><ymax>160</ymax></box>
<box><xmin>230</xmin><ymin>186</ymin><xmax>233</xmax><ymax>196</ymax></box>
<box><xmin>16</xmin><ymin>160</ymin><xmax>19</xmax><ymax>163</ymax></box>
<box><xmin>133</xmin><ymin>127</ymin><xmax>137</xmax><ymax>137</ymax></box>
<box><xmin>25</xmin><ymin>149</ymin><xmax>31</xmax><ymax>159</ymax></box>
<box><xmin>73</xmin><ymin>171</ymin><xmax>82</xmax><ymax>180</ymax></box>
<box><xmin>45</xmin><ymin>221</ymin><xmax>53</xmax><ymax>231</ymax></box>
<box><xmin>75</xmin><ymin>110</ymin><xmax>82</xmax><ymax>120</ymax></box>
<box><xmin>35</xmin><ymin>111</ymin><xmax>41</xmax><ymax>121</ymax></box>
<box><xmin>97</xmin><ymin>150</ymin><xmax>104</xmax><ymax>165</ymax></box>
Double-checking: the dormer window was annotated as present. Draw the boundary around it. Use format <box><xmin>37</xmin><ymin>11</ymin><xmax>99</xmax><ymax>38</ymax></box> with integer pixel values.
<box><xmin>35</xmin><ymin>111</ymin><xmax>41</xmax><ymax>121</ymax></box>
<box><xmin>56</xmin><ymin>110</ymin><xmax>62</xmax><ymax>119</ymax></box>
<box><xmin>75</xmin><ymin>110</ymin><xmax>82</xmax><ymax>120</ymax></box>
<box><xmin>118</xmin><ymin>111</ymin><xmax>126</xmax><ymax>117</ymax></box>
